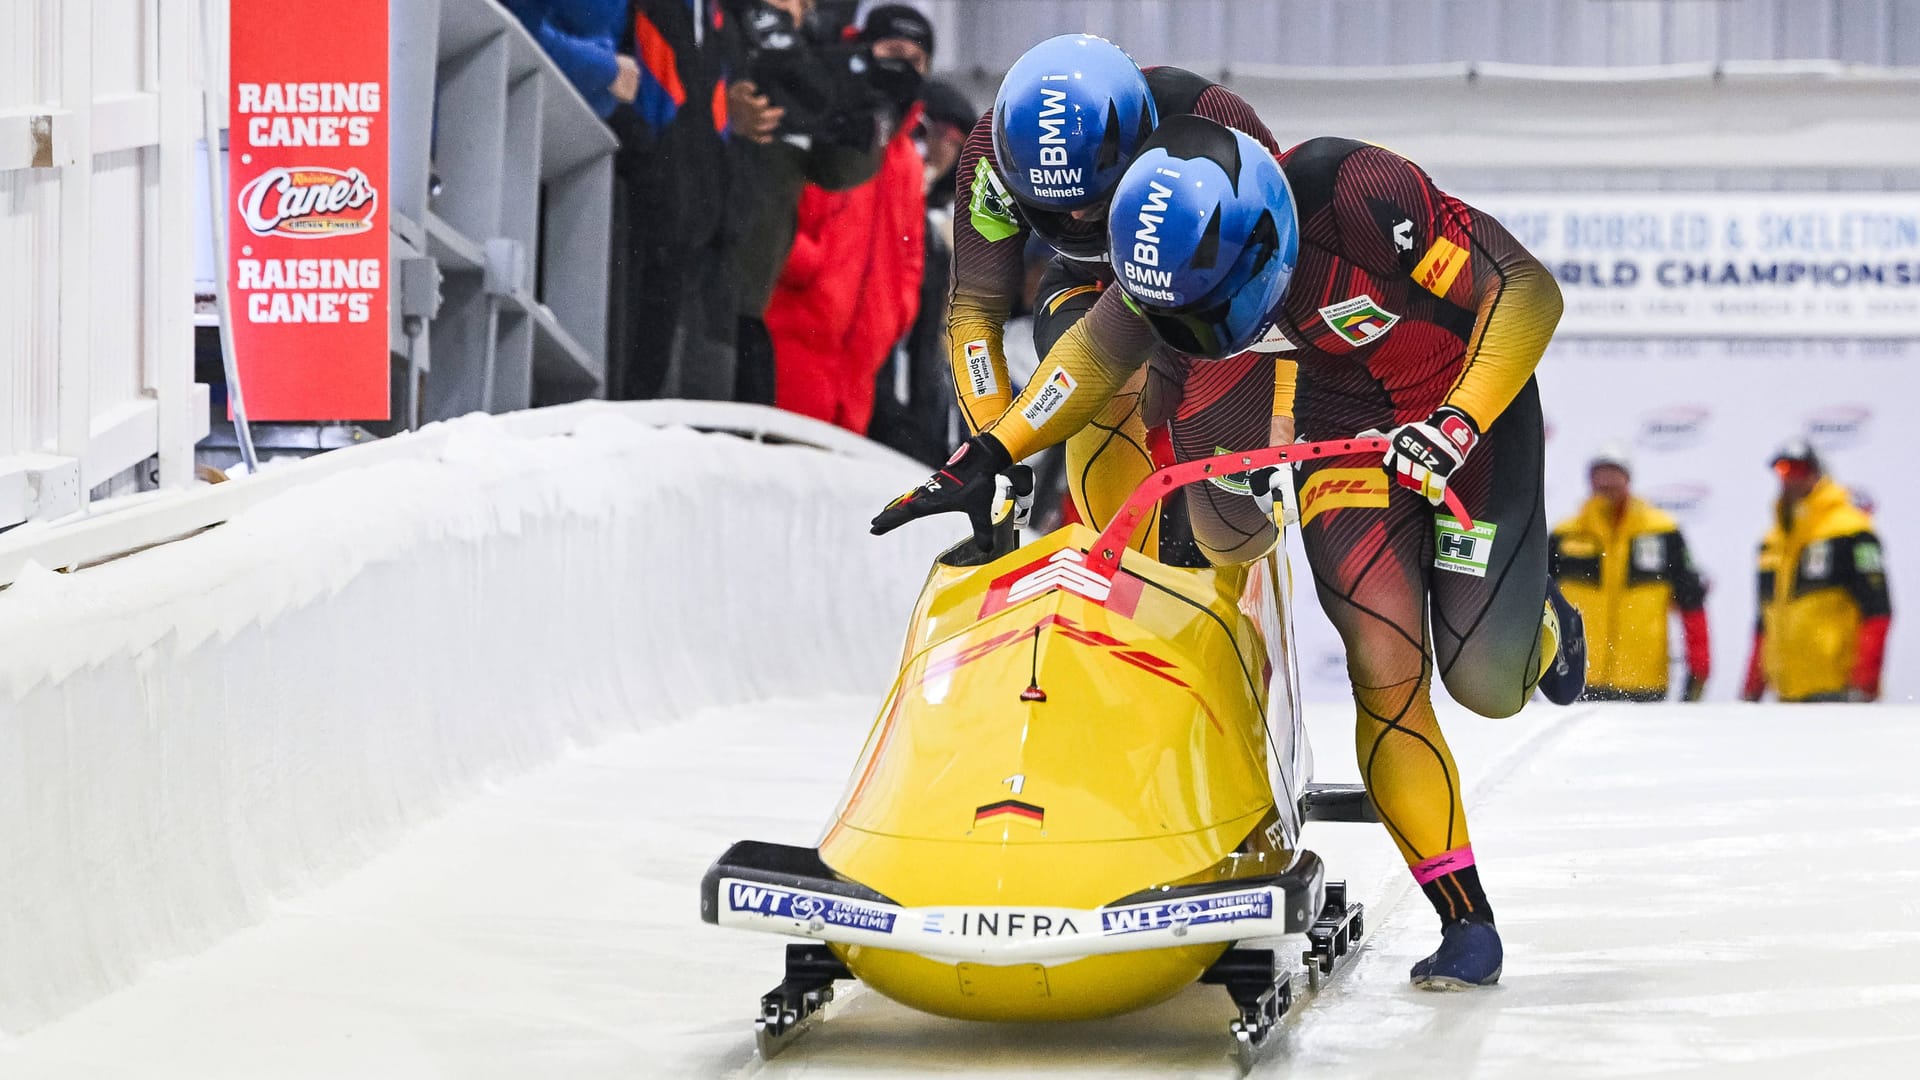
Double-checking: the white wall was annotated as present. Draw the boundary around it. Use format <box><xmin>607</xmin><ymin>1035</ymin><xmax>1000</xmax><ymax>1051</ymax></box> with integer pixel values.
<box><xmin>0</xmin><ymin>0</ymin><xmax>205</xmax><ymax>527</ymax></box>
<box><xmin>0</xmin><ymin>409</ymin><xmax>950</xmax><ymax>1031</ymax></box>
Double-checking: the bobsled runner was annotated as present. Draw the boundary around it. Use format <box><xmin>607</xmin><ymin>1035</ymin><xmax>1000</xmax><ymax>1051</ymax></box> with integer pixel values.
<box><xmin>700</xmin><ymin>441</ymin><xmax>1462</xmax><ymax>1066</ymax></box>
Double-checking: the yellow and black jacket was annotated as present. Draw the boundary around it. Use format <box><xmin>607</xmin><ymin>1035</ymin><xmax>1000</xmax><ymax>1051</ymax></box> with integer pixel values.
<box><xmin>1550</xmin><ymin>496</ymin><xmax>1708</xmax><ymax>700</ymax></box>
<box><xmin>1748</xmin><ymin>478</ymin><xmax>1891</xmax><ymax>702</ymax></box>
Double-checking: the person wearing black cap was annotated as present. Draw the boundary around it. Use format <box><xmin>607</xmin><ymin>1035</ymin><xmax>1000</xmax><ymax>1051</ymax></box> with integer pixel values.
<box><xmin>1550</xmin><ymin>443</ymin><xmax>1711</xmax><ymax>701</ymax></box>
<box><xmin>1743</xmin><ymin>441</ymin><xmax>1891</xmax><ymax>702</ymax></box>
<box><xmin>762</xmin><ymin>2</ymin><xmax>935</xmax><ymax>430</ymax></box>
<box><xmin>725</xmin><ymin>0</ymin><xmax>897</xmax><ymax>405</ymax></box>
<box><xmin>860</xmin><ymin>4</ymin><xmax>934</xmax><ymax>93</ymax></box>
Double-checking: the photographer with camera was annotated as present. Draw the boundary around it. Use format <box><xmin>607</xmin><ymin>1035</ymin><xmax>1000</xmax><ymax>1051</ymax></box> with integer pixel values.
<box><xmin>728</xmin><ymin>0</ymin><xmax>898</xmax><ymax>404</ymax></box>
<box><xmin>763</xmin><ymin>3</ymin><xmax>935</xmax><ymax>430</ymax></box>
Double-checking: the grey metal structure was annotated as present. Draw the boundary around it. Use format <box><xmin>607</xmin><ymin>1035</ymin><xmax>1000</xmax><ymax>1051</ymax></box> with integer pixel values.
<box><xmin>389</xmin><ymin>0</ymin><xmax>618</xmax><ymax>424</ymax></box>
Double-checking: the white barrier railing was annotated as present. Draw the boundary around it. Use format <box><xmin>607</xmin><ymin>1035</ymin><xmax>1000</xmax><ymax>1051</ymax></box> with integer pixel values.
<box><xmin>0</xmin><ymin>404</ymin><xmax>949</xmax><ymax>1031</ymax></box>
<box><xmin>0</xmin><ymin>400</ymin><xmax>923</xmax><ymax>588</ymax></box>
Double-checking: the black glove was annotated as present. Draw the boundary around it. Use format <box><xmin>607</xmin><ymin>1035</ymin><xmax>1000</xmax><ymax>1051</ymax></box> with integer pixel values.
<box><xmin>870</xmin><ymin>434</ymin><xmax>1013</xmax><ymax>546</ymax></box>
<box><xmin>1248</xmin><ymin>465</ymin><xmax>1299</xmax><ymax>526</ymax></box>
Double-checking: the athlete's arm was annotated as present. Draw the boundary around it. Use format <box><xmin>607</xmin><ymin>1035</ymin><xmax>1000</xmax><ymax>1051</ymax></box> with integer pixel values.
<box><xmin>1271</xmin><ymin>359</ymin><xmax>1297</xmax><ymax>445</ymax></box>
<box><xmin>948</xmin><ymin>113</ymin><xmax>1030</xmax><ymax>432</ymax></box>
<box><xmin>979</xmin><ymin>287</ymin><xmax>1157</xmax><ymax>461</ymax></box>
<box><xmin>869</xmin><ymin>289</ymin><xmax>1156</xmax><ymax>543</ymax></box>
<box><xmin>1330</xmin><ymin>146</ymin><xmax>1564</xmax><ymax>432</ymax></box>
<box><xmin>1669</xmin><ymin>532</ymin><xmax>1711</xmax><ymax>701</ymax></box>
<box><xmin>1742</xmin><ymin>556</ymin><xmax>1774</xmax><ymax>702</ymax></box>
<box><xmin>1839</xmin><ymin>532</ymin><xmax>1892</xmax><ymax>700</ymax></box>
<box><xmin>1443</xmin><ymin>208</ymin><xmax>1563</xmax><ymax>428</ymax></box>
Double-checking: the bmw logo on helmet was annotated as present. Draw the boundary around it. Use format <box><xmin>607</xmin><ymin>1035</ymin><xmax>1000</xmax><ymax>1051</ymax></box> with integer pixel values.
<box><xmin>1108</xmin><ymin>116</ymin><xmax>1300</xmax><ymax>360</ymax></box>
<box><xmin>991</xmin><ymin>34</ymin><xmax>1157</xmax><ymax>262</ymax></box>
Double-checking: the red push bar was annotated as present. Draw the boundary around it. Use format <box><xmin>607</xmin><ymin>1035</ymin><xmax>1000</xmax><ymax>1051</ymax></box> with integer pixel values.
<box><xmin>1083</xmin><ymin>438</ymin><xmax>1476</xmax><ymax>579</ymax></box>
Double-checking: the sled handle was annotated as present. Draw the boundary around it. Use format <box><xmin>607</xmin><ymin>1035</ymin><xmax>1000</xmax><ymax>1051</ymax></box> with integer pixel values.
<box><xmin>1083</xmin><ymin>437</ymin><xmax>1476</xmax><ymax>580</ymax></box>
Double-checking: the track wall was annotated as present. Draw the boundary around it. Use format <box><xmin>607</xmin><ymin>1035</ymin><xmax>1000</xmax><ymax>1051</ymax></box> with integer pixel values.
<box><xmin>0</xmin><ymin>408</ymin><xmax>947</xmax><ymax>1031</ymax></box>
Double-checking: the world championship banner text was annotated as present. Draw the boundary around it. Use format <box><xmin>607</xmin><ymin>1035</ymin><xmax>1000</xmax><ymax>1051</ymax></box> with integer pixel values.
<box><xmin>229</xmin><ymin>0</ymin><xmax>390</xmax><ymax>420</ymax></box>
<box><xmin>1473</xmin><ymin>194</ymin><xmax>1920</xmax><ymax>338</ymax></box>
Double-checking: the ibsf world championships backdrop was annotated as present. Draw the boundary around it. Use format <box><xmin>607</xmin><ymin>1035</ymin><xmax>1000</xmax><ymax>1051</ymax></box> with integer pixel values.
<box><xmin>1284</xmin><ymin>194</ymin><xmax>1917</xmax><ymax>705</ymax></box>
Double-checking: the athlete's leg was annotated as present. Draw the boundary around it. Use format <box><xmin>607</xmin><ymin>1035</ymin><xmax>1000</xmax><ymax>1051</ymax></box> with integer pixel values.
<box><xmin>1295</xmin><ymin>462</ymin><xmax>1494</xmax><ymax>934</ymax></box>
<box><xmin>1428</xmin><ymin>378</ymin><xmax>1564</xmax><ymax>717</ymax></box>
<box><xmin>1031</xmin><ymin>260</ymin><xmax>1159</xmax><ymax>554</ymax></box>
<box><xmin>1164</xmin><ymin>352</ymin><xmax>1280</xmax><ymax>565</ymax></box>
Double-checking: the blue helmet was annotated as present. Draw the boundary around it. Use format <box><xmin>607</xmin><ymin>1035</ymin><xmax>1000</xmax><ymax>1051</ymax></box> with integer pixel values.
<box><xmin>1107</xmin><ymin>116</ymin><xmax>1300</xmax><ymax>359</ymax></box>
<box><xmin>991</xmin><ymin>34</ymin><xmax>1157</xmax><ymax>262</ymax></box>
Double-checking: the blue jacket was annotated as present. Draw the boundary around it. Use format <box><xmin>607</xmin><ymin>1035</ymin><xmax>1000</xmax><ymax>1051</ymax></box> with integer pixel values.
<box><xmin>505</xmin><ymin>0</ymin><xmax>628</xmax><ymax>118</ymax></box>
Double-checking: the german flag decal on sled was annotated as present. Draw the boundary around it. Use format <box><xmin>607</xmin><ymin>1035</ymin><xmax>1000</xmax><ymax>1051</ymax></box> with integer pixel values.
<box><xmin>973</xmin><ymin>799</ymin><xmax>1044</xmax><ymax>828</ymax></box>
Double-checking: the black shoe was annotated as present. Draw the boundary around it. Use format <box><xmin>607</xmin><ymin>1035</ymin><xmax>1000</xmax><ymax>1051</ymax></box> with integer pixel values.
<box><xmin>1410</xmin><ymin>919</ymin><xmax>1504</xmax><ymax>990</ymax></box>
<box><xmin>1537</xmin><ymin>581</ymin><xmax>1586</xmax><ymax>706</ymax></box>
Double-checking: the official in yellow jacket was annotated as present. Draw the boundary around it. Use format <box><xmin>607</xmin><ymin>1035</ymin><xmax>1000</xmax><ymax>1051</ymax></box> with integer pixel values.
<box><xmin>1550</xmin><ymin>446</ymin><xmax>1710</xmax><ymax>701</ymax></box>
<box><xmin>1743</xmin><ymin>441</ymin><xmax>1891</xmax><ymax>703</ymax></box>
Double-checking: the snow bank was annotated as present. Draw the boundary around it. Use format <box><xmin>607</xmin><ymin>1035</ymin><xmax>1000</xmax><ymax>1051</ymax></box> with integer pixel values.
<box><xmin>0</xmin><ymin>408</ymin><xmax>949</xmax><ymax>1031</ymax></box>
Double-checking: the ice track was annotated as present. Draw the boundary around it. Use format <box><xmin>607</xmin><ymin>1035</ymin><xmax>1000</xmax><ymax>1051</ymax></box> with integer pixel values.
<box><xmin>8</xmin><ymin>698</ymin><xmax>1920</xmax><ymax>1079</ymax></box>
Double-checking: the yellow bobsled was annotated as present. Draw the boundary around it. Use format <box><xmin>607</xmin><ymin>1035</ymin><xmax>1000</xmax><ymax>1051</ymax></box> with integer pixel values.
<box><xmin>702</xmin><ymin>445</ymin><xmax>1388</xmax><ymax>1062</ymax></box>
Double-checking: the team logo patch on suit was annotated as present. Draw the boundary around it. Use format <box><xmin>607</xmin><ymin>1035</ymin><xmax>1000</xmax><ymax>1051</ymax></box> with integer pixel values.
<box><xmin>1435</xmin><ymin>517</ymin><xmax>1498</xmax><ymax>577</ymax></box>
<box><xmin>1317</xmin><ymin>295</ymin><xmax>1400</xmax><ymax>346</ymax></box>
<box><xmin>1632</xmin><ymin>534</ymin><xmax>1666</xmax><ymax>574</ymax></box>
<box><xmin>1297</xmin><ymin>468</ymin><xmax>1390</xmax><ymax>527</ymax></box>
<box><xmin>964</xmin><ymin>339</ymin><xmax>998</xmax><ymax>398</ymax></box>
<box><xmin>1021</xmin><ymin>366</ymin><xmax>1079</xmax><ymax>428</ymax></box>
<box><xmin>970</xmin><ymin>159</ymin><xmax>1020</xmax><ymax>242</ymax></box>
<box><xmin>1802</xmin><ymin>540</ymin><xmax>1831</xmax><ymax>581</ymax></box>
<box><xmin>974</xmin><ymin>799</ymin><xmax>1044</xmax><ymax>828</ymax></box>
<box><xmin>1855</xmin><ymin>540</ymin><xmax>1885</xmax><ymax>574</ymax></box>
<box><xmin>1208</xmin><ymin>446</ymin><xmax>1254</xmax><ymax>495</ymax></box>
<box><xmin>1412</xmin><ymin>237</ymin><xmax>1469</xmax><ymax>297</ymax></box>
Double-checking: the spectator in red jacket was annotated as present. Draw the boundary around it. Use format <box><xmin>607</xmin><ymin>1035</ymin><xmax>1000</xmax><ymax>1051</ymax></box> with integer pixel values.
<box><xmin>764</xmin><ymin>4</ymin><xmax>932</xmax><ymax>431</ymax></box>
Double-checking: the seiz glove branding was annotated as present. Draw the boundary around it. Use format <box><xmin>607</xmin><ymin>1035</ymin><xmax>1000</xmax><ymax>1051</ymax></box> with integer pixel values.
<box><xmin>1383</xmin><ymin>406</ymin><xmax>1479</xmax><ymax>506</ymax></box>
<box><xmin>870</xmin><ymin>434</ymin><xmax>1014</xmax><ymax>547</ymax></box>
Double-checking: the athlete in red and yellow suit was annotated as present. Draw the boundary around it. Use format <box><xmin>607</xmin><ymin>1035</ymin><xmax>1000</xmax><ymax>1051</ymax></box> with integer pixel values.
<box><xmin>884</xmin><ymin>136</ymin><xmax>1567</xmax><ymax>943</ymax></box>
<box><xmin>946</xmin><ymin>66</ymin><xmax>1282</xmax><ymax>557</ymax></box>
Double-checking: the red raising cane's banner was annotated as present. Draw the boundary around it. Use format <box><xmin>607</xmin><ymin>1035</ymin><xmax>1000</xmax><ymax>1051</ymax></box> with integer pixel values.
<box><xmin>228</xmin><ymin>0</ymin><xmax>389</xmax><ymax>420</ymax></box>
